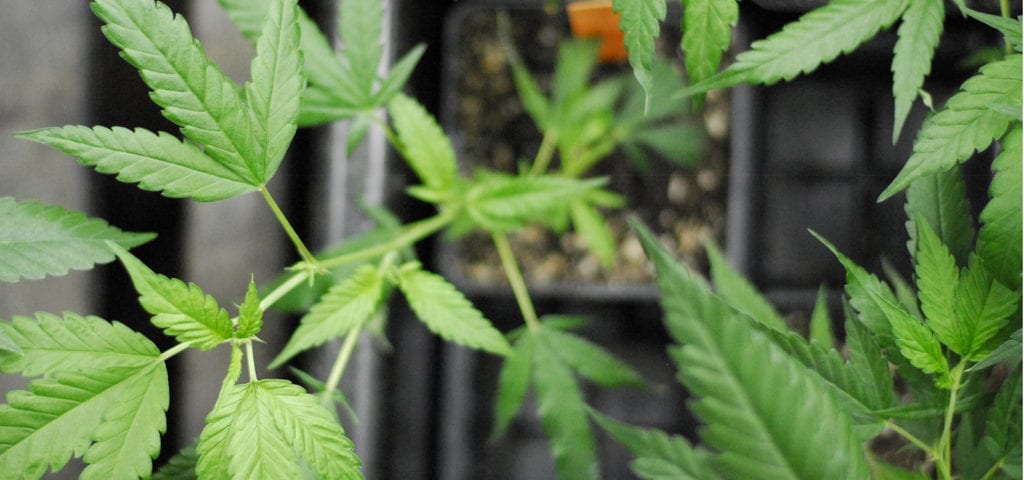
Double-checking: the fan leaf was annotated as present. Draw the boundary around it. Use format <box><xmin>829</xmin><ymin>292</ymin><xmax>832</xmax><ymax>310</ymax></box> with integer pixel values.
<box><xmin>389</xmin><ymin>94</ymin><xmax>458</xmax><ymax>191</ymax></box>
<box><xmin>705</xmin><ymin>239</ymin><xmax>788</xmax><ymax>332</ymax></box>
<box><xmin>613</xmin><ymin>0</ymin><xmax>667</xmax><ymax>104</ymax></box>
<box><xmin>0</xmin><ymin>197</ymin><xmax>154</xmax><ymax>283</ymax></box>
<box><xmin>904</xmin><ymin>165</ymin><xmax>974</xmax><ymax>265</ymax></box>
<box><xmin>491</xmin><ymin>334</ymin><xmax>534</xmax><ymax>441</ymax></box>
<box><xmin>978</xmin><ymin>125</ymin><xmax>1022</xmax><ymax>288</ymax></box>
<box><xmin>590</xmin><ymin>409</ymin><xmax>716</xmax><ymax>480</ymax></box>
<box><xmin>542</xmin><ymin>326</ymin><xmax>645</xmax><ymax>389</ymax></box>
<box><xmin>891</xmin><ymin>0</ymin><xmax>944</xmax><ymax>143</ymax></box>
<box><xmin>681</xmin><ymin>0</ymin><xmax>739</xmax><ymax>87</ymax></box>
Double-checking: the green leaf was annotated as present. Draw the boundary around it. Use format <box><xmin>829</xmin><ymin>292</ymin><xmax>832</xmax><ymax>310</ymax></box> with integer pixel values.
<box><xmin>491</xmin><ymin>334</ymin><xmax>533</xmax><ymax>441</ymax></box>
<box><xmin>681</xmin><ymin>0</ymin><xmax>739</xmax><ymax>87</ymax></box>
<box><xmin>289</xmin><ymin>367</ymin><xmax>357</xmax><ymax>423</ymax></box>
<box><xmin>375</xmin><ymin>44</ymin><xmax>427</xmax><ymax>106</ymax></box>
<box><xmin>111</xmin><ymin>244</ymin><xmax>233</xmax><ymax>350</ymax></box>
<box><xmin>570</xmin><ymin>200</ymin><xmax>616</xmax><ymax>267</ymax></box>
<box><xmin>809</xmin><ymin>286</ymin><xmax>835</xmax><ymax>348</ymax></box>
<box><xmin>235</xmin><ymin>279</ymin><xmax>264</xmax><ymax>340</ymax></box>
<box><xmin>978</xmin><ymin>125</ymin><xmax>1022</xmax><ymax>288</ymax></box>
<box><xmin>637</xmin><ymin>223</ymin><xmax>871</xmax><ymax>479</ymax></box>
<box><xmin>613</xmin><ymin>0</ymin><xmax>667</xmax><ymax>105</ymax></box>
<box><xmin>970</xmin><ymin>329</ymin><xmax>1022</xmax><ymax>372</ymax></box>
<box><xmin>984</xmin><ymin>369</ymin><xmax>1022</xmax><ymax>459</ymax></box>
<box><xmin>245</xmin><ymin>0</ymin><xmax>303</xmax><ymax>184</ymax></box>
<box><xmin>531</xmin><ymin>332</ymin><xmax>599</xmax><ymax>480</ymax></box>
<box><xmin>199</xmin><ymin>380</ymin><xmax>362</xmax><ymax>480</ymax></box>
<box><xmin>271</xmin><ymin>264</ymin><xmax>385</xmax><ymax>368</ymax></box>
<box><xmin>892</xmin><ymin>0</ymin><xmax>944</xmax><ymax>143</ymax></box>
<box><xmin>964</xmin><ymin>8</ymin><xmax>1023</xmax><ymax>50</ymax></box>
<box><xmin>913</xmin><ymin>218</ymin><xmax>962</xmax><ymax>351</ymax></box>
<box><xmin>16</xmin><ymin>126</ymin><xmax>256</xmax><ymax>202</ymax></box>
<box><xmin>339</xmin><ymin>0</ymin><xmax>383</xmax><ymax>98</ymax></box>
<box><xmin>705</xmin><ymin>239</ymin><xmax>788</xmax><ymax>332</ymax></box>
<box><xmin>397</xmin><ymin>265</ymin><xmax>511</xmax><ymax>355</ymax></box>
<box><xmin>388</xmin><ymin>94</ymin><xmax>458</xmax><ymax>191</ymax></box>
<box><xmin>590</xmin><ymin>409</ymin><xmax>716</xmax><ymax>480</ymax></box>
<box><xmin>542</xmin><ymin>326</ymin><xmax>645</xmax><ymax>389</ymax></box>
<box><xmin>0</xmin><ymin>197</ymin><xmax>153</xmax><ymax>282</ymax></box>
<box><xmin>844</xmin><ymin>313</ymin><xmax>896</xmax><ymax>415</ymax></box>
<box><xmin>880</xmin><ymin>54</ymin><xmax>1022</xmax><ymax>200</ymax></box>
<box><xmin>81</xmin><ymin>362</ymin><xmax>168</xmax><ymax>480</ymax></box>
<box><xmin>466</xmin><ymin>174</ymin><xmax>607</xmax><ymax>234</ymax></box>
<box><xmin>152</xmin><ymin>444</ymin><xmax>198</xmax><ymax>480</ymax></box>
<box><xmin>92</xmin><ymin>0</ymin><xmax>258</xmax><ymax>184</ymax></box>
<box><xmin>510</xmin><ymin>58</ymin><xmax>551</xmax><ymax>131</ymax></box>
<box><xmin>954</xmin><ymin>255</ymin><xmax>1018</xmax><ymax>360</ymax></box>
<box><xmin>552</xmin><ymin>40</ymin><xmax>602</xmax><ymax>110</ymax></box>
<box><xmin>0</xmin><ymin>363</ymin><xmax>166</xmax><ymax>479</ymax></box>
<box><xmin>0</xmin><ymin>312</ymin><xmax>158</xmax><ymax>376</ymax></box>
<box><xmin>683</xmin><ymin>0</ymin><xmax>909</xmax><ymax>95</ymax></box>
<box><xmin>904</xmin><ymin>165</ymin><xmax>974</xmax><ymax>265</ymax></box>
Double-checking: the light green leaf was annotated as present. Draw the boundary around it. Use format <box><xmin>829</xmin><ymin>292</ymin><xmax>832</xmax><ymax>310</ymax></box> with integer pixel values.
<box><xmin>880</xmin><ymin>54</ymin><xmax>1022</xmax><ymax>200</ymax></box>
<box><xmin>809</xmin><ymin>286</ymin><xmax>834</xmax><ymax>348</ymax></box>
<box><xmin>389</xmin><ymin>94</ymin><xmax>458</xmax><ymax>191</ymax></box>
<box><xmin>683</xmin><ymin>0</ymin><xmax>909</xmax><ymax>95</ymax></box>
<box><xmin>637</xmin><ymin>223</ymin><xmax>871</xmax><ymax>479</ymax></box>
<box><xmin>111</xmin><ymin>244</ymin><xmax>233</xmax><ymax>350</ymax></box>
<box><xmin>552</xmin><ymin>40</ymin><xmax>602</xmax><ymax>109</ymax></box>
<box><xmin>904</xmin><ymin>165</ymin><xmax>974</xmax><ymax>266</ymax></box>
<box><xmin>235</xmin><ymin>279</ymin><xmax>264</xmax><ymax>340</ymax></box>
<box><xmin>590</xmin><ymin>409</ymin><xmax>716</xmax><ymax>480</ymax></box>
<box><xmin>510</xmin><ymin>57</ymin><xmax>551</xmax><ymax>131</ymax></box>
<box><xmin>491</xmin><ymin>334</ymin><xmax>533</xmax><ymax>441</ymax></box>
<box><xmin>227</xmin><ymin>383</ymin><xmax>301</xmax><ymax>479</ymax></box>
<box><xmin>196</xmin><ymin>376</ymin><xmax>244</xmax><ymax>479</ymax></box>
<box><xmin>954</xmin><ymin>255</ymin><xmax>1018</xmax><ymax>360</ymax></box>
<box><xmin>0</xmin><ymin>312</ymin><xmax>157</xmax><ymax>376</ymax></box>
<box><xmin>970</xmin><ymin>329</ymin><xmax>1021</xmax><ymax>372</ymax></box>
<box><xmin>913</xmin><ymin>219</ymin><xmax>962</xmax><ymax>351</ymax></box>
<box><xmin>339</xmin><ymin>0</ymin><xmax>383</xmax><ymax>98</ymax></box>
<box><xmin>542</xmin><ymin>326</ymin><xmax>645</xmax><ymax>389</ymax></box>
<box><xmin>0</xmin><ymin>363</ymin><xmax>165</xmax><ymax>479</ymax></box>
<box><xmin>91</xmin><ymin>0</ymin><xmax>258</xmax><ymax>183</ymax></box>
<box><xmin>245</xmin><ymin>0</ymin><xmax>303</xmax><ymax>184</ymax></box>
<box><xmin>681</xmin><ymin>0</ymin><xmax>738</xmax><ymax>87</ymax></box>
<box><xmin>289</xmin><ymin>367</ymin><xmax>357</xmax><ymax>423</ymax></box>
<box><xmin>613</xmin><ymin>0</ymin><xmax>667</xmax><ymax>104</ymax></box>
<box><xmin>0</xmin><ymin>329</ymin><xmax>18</xmax><ymax>356</ymax></box>
<box><xmin>17</xmin><ymin>126</ymin><xmax>255</xmax><ymax>202</ymax></box>
<box><xmin>570</xmin><ymin>200</ymin><xmax>616</xmax><ymax>267</ymax></box>
<box><xmin>466</xmin><ymin>174</ymin><xmax>607</xmax><ymax>234</ymax></box>
<box><xmin>375</xmin><ymin>44</ymin><xmax>427</xmax><ymax>105</ymax></box>
<box><xmin>531</xmin><ymin>332</ymin><xmax>599</xmax><ymax>480</ymax></box>
<box><xmin>0</xmin><ymin>198</ymin><xmax>153</xmax><ymax>282</ymax></box>
<box><xmin>964</xmin><ymin>8</ymin><xmax>1023</xmax><ymax>49</ymax></box>
<box><xmin>397</xmin><ymin>265</ymin><xmax>511</xmax><ymax>356</ymax></box>
<box><xmin>978</xmin><ymin>125</ymin><xmax>1022</xmax><ymax>288</ymax></box>
<box><xmin>271</xmin><ymin>264</ymin><xmax>385</xmax><ymax>368</ymax></box>
<box><xmin>705</xmin><ymin>239</ymin><xmax>788</xmax><ymax>332</ymax></box>
<box><xmin>151</xmin><ymin>444</ymin><xmax>198</xmax><ymax>480</ymax></box>
<box><xmin>81</xmin><ymin>362</ymin><xmax>168</xmax><ymax>480</ymax></box>
<box><xmin>892</xmin><ymin>0</ymin><xmax>944</xmax><ymax>143</ymax></box>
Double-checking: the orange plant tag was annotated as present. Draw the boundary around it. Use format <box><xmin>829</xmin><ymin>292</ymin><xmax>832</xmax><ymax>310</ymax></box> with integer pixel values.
<box><xmin>567</xmin><ymin>0</ymin><xmax>628</xmax><ymax>63</ymax></box>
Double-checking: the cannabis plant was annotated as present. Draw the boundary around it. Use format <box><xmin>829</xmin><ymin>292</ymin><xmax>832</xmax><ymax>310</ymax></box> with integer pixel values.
<box><xmin>594</xmin><ymin>0</ymin><xmax>1022</xmax><ymax>478</ymax></box>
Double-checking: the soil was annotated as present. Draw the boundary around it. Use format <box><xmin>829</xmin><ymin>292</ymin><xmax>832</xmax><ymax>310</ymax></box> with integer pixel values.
<box><xmin>441</xmin><ymin>4</ymin><xmax>730</xmax><ymax>290</ymax></box>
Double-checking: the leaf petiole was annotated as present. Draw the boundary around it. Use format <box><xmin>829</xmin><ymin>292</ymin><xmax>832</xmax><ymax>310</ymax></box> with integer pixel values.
<box><xmin>320</xmin><ymin>325</ymin><xmax>364</xmax><ymax>409</ymax></box>
<box><xmin>936</xmin><ymin>361</ymin><xmax>967</xmax><ymax>480</ymax></box>
<box><xmin>260</xmin><ymin>186</ymin><xmax>320</xmax><ymax>268</ymax></box>
<box><xmin>246</xmin><ymin>341</ymin><xmax>259</xmax><ymax>382</ymax></box>
<box><xmin>529</xmin><ymin>132</ymin><xmax>558</xmax><ymax>176</ymax></box>
<box><xmin>260</xmin><ymin>269</ymin><xmax>314</xmax><ymax>311</ymax></box>
<box><xmin>158</xmin><ymin>341</ymin><xmax>194</xmax><ymax>363</ymax></box>
<box><xmin>319</xmin><ymin>208</ymin><xmax>457</xmax><ymax>270</ymax></box>
<box><xmin>493</xmin><ymin>233</ymin><xmax>540</xmax><ymax>331</ymax></box>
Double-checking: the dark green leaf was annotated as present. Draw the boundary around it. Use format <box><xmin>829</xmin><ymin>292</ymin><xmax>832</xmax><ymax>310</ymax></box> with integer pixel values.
<box><xmin>904</xmin><ymin>165</ymin><xmax>974</xmax><ymax>265</ymax></box>
<box><xmin>681</xmin><ymin>0</ymin><xmax>739</xmax><ymax>88</ymax></box>
<box><xmin>809</xmin><ymin>286</ymin><xmax>834</xmax><ymax>348</ymax></box>
<box><xmin>705</xmin><ymin>239</ymin><xmax>788</xmax><ymax>331</ymax></box>
<box><xmin>590</xmin><ymin>409</ymin><xmax>715</xmax><ymax>480</ymax></box>
<box><xmin>0</xmin><ymin>198</ymin><xmax>153</xmax><ymax>282</ymax></box>
<box><xmin>892</xmin><ymin>0</ymin><xmax>944</xmax><ymax>143</ymax></box>
<box><xmin>570</xmin><ymin>200</ymin><xmax>616</xmax><ymax>267</ymax></box>
<box><xmin>491</xmin><ymin>334</ymin><xmax>533</xmax><ymax>441</ymax></box>
<box><xmin>954</xmin><ymin>255</ymin><xmax>1018</xmax><ymax>360</ymax></box>
<box><xmin>542</xmin><ymin>326</ymin><xmax>645</xmax><ymax>389</ymax></box>
<box><xmin>913</xmin><ymin>218</ymin><xmax>961</xmax><ymax>351</ymax></box>
<box><xmin>613</xmin><ymin>0</ymin><xmax>667</xmax><ymax>105</ymax></box>
<box><xmin>964</xmin><ymin>8</ymin><xmax>1023</xmax><ymax>49</ymax></box>
<box><xmin>880</xmin><ymin>54</ymin><xmax>1022</xmax><ymax>200</ymax></box>
<box><xmin>978</xmin><ymin>125</ymin><xmax>1022</xmax><ymax>288</ymax></box>
<box><xmin>151</xmin><ymin>444</ymin><xmax>198</xmax><ymax>480</ymax></box>
<box><xmin>970</xmin><ymin>329</ymin><xmax>1022</xmax><ymax>372</ymax></box>
<box><xmin>844</xmin><ymin>314</ymin><xmax>896</xmax><ymax>415</ymax></box>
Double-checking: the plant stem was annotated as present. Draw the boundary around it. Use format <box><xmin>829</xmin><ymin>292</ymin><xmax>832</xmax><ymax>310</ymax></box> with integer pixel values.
<box><xmin>260</xmin><ymin>186</ymin><xmax>319</xmax><ymax>267</ymax></box>
<box><xmin>886</xmin><ymin>420</ymin><xmax>937</xmax><ymax>458</ymax></box>
<box><xmin>320</xmin><ymin>326</ymin><xmax>363</xmax><ymax>408</ymax></box>
<box><xmin>492</xmin><ymin>233</ymin><xmax>540</xmax><ymax>331</ymax></box>
<box><xmin>529</xmin><ymin>132</ymin><xmax>558</xmax><ymax>176</ymax></box>
<box><xmin>246</xmin><ymin>341</ymin><xmax>259</xmax><ymax>382</ymax></box>
<box><xmin>936</xmin><ymin>362</ymin><xmax>967</xmax><ymax>480</ymax></box>
<box><xmin>158</xmin><ymin>342</ymin><xmax>193</xmax><ymax>363</ymax></box>
<box><xmin>1000</xmin><ymin>0</ymin><xmax>1012</xmax><ymax>52</ymax></box>
<box><xmin>259</xmin><ymin>269</ymin><xmax>312</xmax><ymax>311</ymax></box>
<box><xmin>319</xmin><ymin>209</ymin><xmax>456</xmax><ymax>270</ymax></box>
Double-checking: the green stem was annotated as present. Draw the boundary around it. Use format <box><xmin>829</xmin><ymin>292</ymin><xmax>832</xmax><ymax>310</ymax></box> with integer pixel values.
<box><xmin>260</xmin><ymin>186</ymin><xmax>318</xmax><ymax>267</ymax></box>
<box><xmin>1000</xmin><ymin>0</ymin><xmax>1012</xmax><ymax>52</ymax></box>
<box><xmin>492</xmin><ymin>233</ymin><xmax>540</xmax><ymax>331</ymax></box>
<box><xmin>319</xmin><ymin>209</ymin><xmax>456</xmax><ymax>270</ymax></box>
<box><xmin>320</xmin><ymin>325</ymin><xmax>363</xmax><ymax>408</ymax></box>
<box><xmin>158</xmin><ymin>342</ymin><xmax>193</xmax><ymax>363</ymax></box>
<box><xmin>529</xmin><ymin>132</ymin><xmax>558</xmax><ymax>176</ymax></box>
<box><xmin>885</xmin><ymin>420</ymin><xmax>937</xmax><ymax>458</ymax></box>
<box><xmin>936</xmin><ymin>362</ymin><xmax>967</xmax><ymax>480</ymax></box>
<box><xmin>259</xmin><ymin>269</ymin><xmax>312</xmax><ymax>311</ymax></box>
<box><xmin>369</xmin><ymin>113</ymin><xmax>401</xmax><ymax>150</ymax></box>
<box><xmin>246</xmin><ymin>341</ymin><xmax>259</xmax><ymax>382</ymax></box>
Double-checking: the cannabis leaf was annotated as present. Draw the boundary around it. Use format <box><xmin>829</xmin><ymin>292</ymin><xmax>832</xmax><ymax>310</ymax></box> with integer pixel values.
<box><xmin>952</xmin><ymin>256</ymin><xmax>1018</xmax><ymax>360</ymax></box>
<box><xmin>0</xmin><ymin>361</ymin><xmax>167</xmax><ymax>479</ymax></box>
<box><xmin>681</xmin><ymin>0</ymin><xmax>738</xmax><ymax>87</ymax></box>
<box><xmin>111</xmin><ymin>244</ymin><xmax>233</xmax><ymax>350</ymax></box>
<box><xmin>913</xmin><ymin>219</ymin><xmax>960</xmax><ymax>350</ymax></box>
<box><xmin>904</xmin><ymin>166</ymin><xmax>974</xmax><ymax>265</ymax></box>
<box><xmin>396</xmin><ymin>264</ymin><xmax>511</xmax><ymax>356</ymax></box>
<box><xmin>590</xmin><ymin>409</ymin><xmax>717</xmax><ymax>480</ymax></box>
<box><xmin>491</xmin><ymin>334</ymin><xmax>534</xmax><ymax>440</ymax></box>
<box><xmin>570</xmin><ymin>200</ymin><xmax>617</xmax><ymax>267</ymax></box>
<box><xmin>891</xmin><ymin>0</ymin><xmax>944</xmax><ymax>143</ymax></box>
<box><xmin>809</xmin><ymin>286</ymin><xmax>835</xmax><ymax>347</ymax></box>
<box><xmin>977</xmin><ymin>126</ymin><xmax>1022</xmax><ymax>288</ymax></box>
<box><xmin>880</xmin><ymin>53</ymin><xmax>1022</xmax><ymax>200</ymax></box>
<box><xmin>0</xmin><ymin>197</ymin><xmax>153</xmax><ymax>282</ymax></box>
<box><xmin>271</xmin><ymin>264</ymin><xmax>386</xmax><ymax>368</ymax></box>
<box><xmin>543</xmin><ymin>326</ymin><xmax>645</xmax><ymax>389</ymax></box>
<box><xmin>613</xmin><ymin>0</ymin><xmax>667</xmax><ymax>104</ymax></box>
<box><xmin>235</xmin><ymin>279</ymin><xmax>264</xmax><ymax>340</ymax></box>
<box><xmin>0</xmin><ymin>312</ymin><xmax>157</xmax><ymax>376</ymax></box>
<box><xmin>152</xmin><ymin>444</ymin><xmax>198</xmax><ymax>480</ymax></box>
<box><xmin>465</xmin><ymin>174</ymin><xmax>607</xmax><ymax>234</ymax></box>
<box><xmin>197</xmin><ymin>380</ymin><xmax>362</xmax><ymax>479</ymax></box>
<box><xmin>16</xmin><ymin>127</ymin><xmax>256</xmax><ymax>202</ymax></box>
<box><xmin>683</xmin><ymin>0</ymin><xmax>909</xmax><ymax>95</ymax></box>
<box><xmin>704</xmin><ymin>240</ymin><xmax>788</xmax><ymax>331</ymax></box>
<box><xmin>389</xmin><ymin>94</ymin><xmax>458</xmax><ymax>192</ymax></box>
<box><xmin>637</xmin><ymin>222</ymin><xmax>871</xmax><ymax>478</ymax></box>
